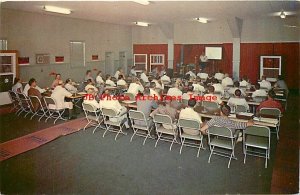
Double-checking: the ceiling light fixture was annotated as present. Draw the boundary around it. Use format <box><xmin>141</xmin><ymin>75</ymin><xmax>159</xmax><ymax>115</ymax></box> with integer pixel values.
<box><xmin>133</xmin><ymin>0</ymin><xmax>150</xmax><ymax>5</ymax></box>
<box><xmin>44</xmin><ymin>5</ymin><xmax>71</xmax><ymax>15</ymax></box>
<box><xmin>135</xmin><ymin>22</ymin><xmax>149</xmax><ymax>27</ymax></box>
<box><xmin>280</xmin><ymin>10</ymin><xmax>286</xmax><ymax>19</ymax></box>
<box><xmin>195</xmin><ymin>18</ymin><xmax>208</xmax><ymax>24</ymax></box>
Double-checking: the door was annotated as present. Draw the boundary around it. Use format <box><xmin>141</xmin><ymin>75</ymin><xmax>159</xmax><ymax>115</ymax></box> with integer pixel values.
<box><xmin>105</xmin><ymin>52</ymin><xmax>114</xmax><ymax>75</ymax></box>
<box><xmin>119</xmin><ymin>51</ymin><xmax>127</xmax><ymax>74</ymax></box>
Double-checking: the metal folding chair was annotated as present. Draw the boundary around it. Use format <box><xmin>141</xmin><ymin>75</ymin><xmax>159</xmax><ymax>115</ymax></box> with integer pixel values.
<box><xmin>153</xmin><ymin>114</ymin><xmax>178</xmax><ymax>151</ymax></box>
<box><xmin>101</xmin><ymin>107</ymin><xmax>128</xmax><ymax>140</ymax></box>
<box><xmin>8</xmin><ymin>90</ymin><xmax>22</xmax><ymax>114</ymax></box>
<box><xmin>207</xmin><ymin>126</ymin><xmax>238</xmax><ymax>168</ymax></box>
<box><xmin>177</xmin><ymin>118</ymin><xmax>205</xmax><ymax>157</ymax></box>
<box><xmin>16</xmin><ymin>92</ymin><xmax>34</xmax><ymax>118</ymax></box>
<box><xmin>259</xmin><ymin>108</ymin><xmax>282</xmax><ymax>140</ymax></box>
<box><xmin>202</xmin><ymin>101</ymin><xmax>219</xmax><ymax>112</ymax></box>
<box><xmin>235</xmin><ymin>104</ymin><xmax>248</xmax><ymax>113</ymax></box>
<box><xmin>243</xmin><ymin>126</ymin><xmax>270</xmax><ymax>168</ymax></box>
<box><xmin>82</xmin><ymin>102</ymin><xmax>104</xmax><ymax>133</ymax></box>
<box><xmin>28</xmin><ymin>95</ymin><xmax>48</xmax><ymax>121</ymax></box>
<box><xmin>43</xmin><ymin>96</ymin><xmax>66</xmax><ymax>124</ymax></box>
<box><xmin>128</xmin><ymin>110</ymin><xmax>154</xmax><ymax>145</ymax></box>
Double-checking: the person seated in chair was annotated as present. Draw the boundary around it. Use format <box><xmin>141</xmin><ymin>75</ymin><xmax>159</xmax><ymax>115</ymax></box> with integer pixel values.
<box><xmin>83</xmin><ymin>88</ymin><xmax>100</xmax><ymax>109</ymax></box>
<box><xmin>239</xmin><ymin>75</ymin><xmax>250</xmax><ymax>88</ymax></box>
<box><xmin>214</xmin><ymin>70</ymin><xmax>225</xmax><ymax>81</ymax></box>
<box><xmin>51</xmin><ymin>73</ymin><xmax>63</xmax><ymax>89</ymax></box>
<box><xmin>140</xmin><ymin>69</ymin><xmax>149</xmax><ymax>83</ymax></box>
<box><xmin>23</xmin><ymin>78</ymin><xmax>46</xmax><ymax>96</ymax></box>
<box><xmin>259</xmin><ymin>75</ymin><xmax>272</xmax><ymax>91</ymax></box>
<box><xmin>256</xmin><ymin>89</ymin><xmax>284</xmax><ymax>113</ymax></box>
<box><xmin>227</xmin><ymin>81</ymin><xmax>246</xmax><ymax>97</ymax></box>
<box><xmin>105</xmin><ymin>74</ymin><xmax>116</xmax><ymax>87</ymax></box>
<box><xmin>85</xmin><ymin>70</ymin><xmax>95</xmax><ymax>84</ymax></box>
<box><xmin>96</xmin><ymin>71</ymin><xmax>104</xmax><ymax>87</ymax></box>
<box><xmin>12</xmin><ymin>77</ymin><xmax>23</xmax><ymax>93</ymax></box>
<box><xmin>203</xmin><ymin>86</ymin><xmax>223</xmax><ymax>105</ymax></box>
<box><xmin>27</xmin><ymin>78</ymin><xmax>44</xmax><ymax>112</ymax></box>
<box><xmin>161</xmin><ymin>73</ymin><xmax>171</xmax><ymax>84</ymax></box>
<box><xmin>252</xmin><ymin>83</ymin><xmax>267</xmax><ymax>98</ymax></box>
<box><xmin>221</xmin><ymin>73</ymin><xmax>233</xmax><ymax>88</ymax></box>
<box><xmin>65</xmin><ymin>78</ymin><xmax>78</xmax><ymax>94</ymax></box>
<box><xmin>85</xmin><ymin>79</ymin><xmax>98</xmax><ymax>92</ymax></box>
<box><xmin>227</xmin><ymin>89</ymin><xmax>249</xmax><ymax>112</ymax></box>
<box><xmin>167</xmin><ymin>83</ymin><xmax>182</xmax><ymax>97</ymax></box>
<box><xmin>127</xmin><ymin>77</ymin><xmax>144</xmax><ymax>96</ymax></box>
<box><xmin>117</xmin><ymin>75</ymin><xmax>127</xmax><ymax>88</ymax></box>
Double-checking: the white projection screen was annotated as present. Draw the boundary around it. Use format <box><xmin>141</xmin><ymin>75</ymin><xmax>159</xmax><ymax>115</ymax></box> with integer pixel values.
<box><xmin>205</xmin><ymin>47</ymin><xmax>222</xmax><ymax>60</ymax></box>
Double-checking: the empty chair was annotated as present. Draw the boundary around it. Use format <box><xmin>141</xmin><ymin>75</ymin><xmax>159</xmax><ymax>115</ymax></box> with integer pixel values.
<box><xmin>82</xmin><ymin>102</ymin><xmax>104</xmax><ymax>133</ymax></box>
<box><xmin>177</xmin><ymin>118</ymin><xmax>205</xmax><ymax>157</ymax></box>
<box><xmin>101</xmin><ymin>107</ymin><xmax>128</xmax><ymax>140</ymax></box>
<box><xmin>8</xmin><ymin>90</ymin><xmax>21</xmax><ymax>114</ymax></box>
<box><xmin>259</xmin><ymin>108</ymin><xmax>282</xmax><ymax>140</ymax></box>
<box><xmin>28</xmin><ymin>95</ymin><xmax>48</xmax><ymax>121</ymax></box>
<box><xmin>128</xmin><ymin>110</ymin><xmax>153</xmax><ymax>145</ymax></box>
<box><xmin>243</xmin><ymin>126</ymin><xmax>270</xmax><ymax>168</ymax></box>
<box><xmin>17</xmin><ymin>92</ymin><xmax>33</xmax><ymax>117</ymax></box>
<box><xmin>43</xmin><ymin>96</ymin><xmax>66</xmax><ymax>124</ymax></box>
<box><xmin>207</xmin><ymin>126</ymin><xmax>238</xmax><ymax>168</ymax></box>
<box><xmin>153</xmin><ymin>114</ymin><xmax>178</xmax><ymax>151</ymax></box>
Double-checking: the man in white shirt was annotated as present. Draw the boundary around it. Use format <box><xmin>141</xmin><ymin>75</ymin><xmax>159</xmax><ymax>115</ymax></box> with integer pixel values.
<box><xmin>214</xmin><ymin>70</ymin><xmax>225</xmax><ymax>81</ymax></box>
<box><xmin>50</xmin><ymin>81</ymin><xmax>75</xmax><ymax>119</ymax></box>
<box><xmin>182</xmin><ymin>86</ymin><xmax>195</xmax><ymax>101</ymax></box>
<box><xmin>140</xmin><ymin>70</ymin><xmax>149</xmax><ymax>83</ymax></box>
<box><xmin>259</xmin><ymin>75</ymin><xmax>272</xmax><ymax>90</ymax></box>
<box><xmin>83</xmin><ymin>89</ymin><xmax>100</xmax><ymax>109</ymax></box>
<box><xmin>161</xmin><ymin>73</ymin><xmax>171</xmax><ymax>84</ymax></box>
<box><xmin>114</xmin><ymin>67</ymin><xmax>124</xmax><ymax>79</ymax></box>
<box><xmin>12</xmin><ymin>78</ymin><xmax>23</xmax><ymax>93</ymax></box>
<box><xmin>203</xmin><ymin>86</ymin><xmax>223</xmax><ymax>105</ymax></box>
<box><xmin>197</xmin><ymin>71</ymin><xmax>208</xmax><ymax>81</ymax></box>
<box><xmin>85</xmin><ymin>79</ymin><xmax>99</xmax><ymax>92</ymax></box>
<box><xmin>227</xmin><ymin>89</ymin><xmax>249</xmax><ymax>112</ymax></box>
<box><xmin>179</xmin><ymin>98</ymin><xmax>202</xmax><ymax>135</ymax></box>
<box><xmin>116</xmin><ymin>75</ymin><xmax>127</xmax><ymax>87</ymax></box>
<box><xmin>227</xmin><ymin>81</ymin><xmax>246</xmax><ymax>97</ymax></box>
<box><xmin>130</xmin><ymin>65</ymin><xmax>137</xmax><ymax>77</ymax></box>
<box><xmin>240</xmin><ymin>76</ymin><xmax>250</xmax><ymax>88</ymax></box>
<box><xmin>105</xmin><ymin>75</ymin><xmax>116</xmax><ymax>87</ymax></box>
<box><xmin>212</xmin><ymin>82</ymin><xmax>224</xmax><ymax>96</ymax></box>
<box><xmin>221</xmin><ymin>73</ymin><xmax>234</xmax><ymax>88</ymax></box>
<box><xmin>252</xmin><ymin>83</ymin><xmax>267</xmax><ymax>98</ymax></box>
<box><xmin>167</xmin><ymin>83</ymin><xmax>182</xmax><ymax>97</ymax></box>
<box><xmin>186</xmin><ymin>70</ymin><xmax>196</xmax><ymax>79</ymax></box>
<box><xmin>127</xmin><ymin>78</ymin><xmax>144</xmax><ymax>96</ymax></box>
<box><xmin>65</xmin><ymin>78</ymin><xmax>78</xmax><ymax>94</ymax></box>
<box><xmin>149</xmin><ymin>82</ymin><xmax>160</xmax><ymax>98</ymax></box>
<box><xmin>152</xmin><ymin>78</ymin><xmax>164</xmax><ymax>91</ymax></box>
<box><xmin>192</xmin><ymin>81</ymin><xmax>205</xmax><ymax>94</ymax></box>
<box><xmin>96</xmin><ymin>71</ymin><xmax>104</xmax><ymax>86</ymax></box>
<box><xmin>23</xmin><ymin>79</ymin><xmax>46</xmax><ymax>96</ymax></box>
<box><xmin>199</xmin><ymin>52</ymin><xmax>208</xmax><ymax>71</ymax></box>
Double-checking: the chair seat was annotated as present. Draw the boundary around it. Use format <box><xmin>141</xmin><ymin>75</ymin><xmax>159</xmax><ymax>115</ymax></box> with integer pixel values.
<box><xmin>245</xmin><ymin>135</ymin><xmax>269</xmax><ymax>149</ymax></box>
<box><xmin>181</xmin><ymin>132</ymin><xmax>202</xmax><ymax>140</ymax></box>
<box><xmin>105</xmin><ymin>117</ymin><xmax>126</xmax><ymax>126</ymax></box>
<box><xmin>210</xmin><ymin>137</ymin><xmax>233</xmax><ymax>149</ymax></box>
<box><xmin>132</xmin><ymin>124</ymin><xmax>148</xmax><ymax>131</ymax></box>
<box><xmin>156</xmin><ymin>126</ymin><xmax>176</xmax><ymax>135</ymax></box>
<box><xmin>87</xmin><ymin>115</ymin><xmax>101</xmax><ymax>121</ymax></box>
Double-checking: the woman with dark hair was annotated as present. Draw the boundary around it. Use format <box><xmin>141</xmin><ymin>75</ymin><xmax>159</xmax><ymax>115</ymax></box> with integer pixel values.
<box><xmin>85</xmin><ymin>70</ymin><xmax>95</xmax><ymax>84</ymax></box>
<box><xmin>12</xmin><ymin>77</ymin><xmax>23</xmax><ymax>93</ymax></box>
<box><xmin>51</xmin><ymin>73</ymin><xmax>62</xmax><ymax>89</ymax></box>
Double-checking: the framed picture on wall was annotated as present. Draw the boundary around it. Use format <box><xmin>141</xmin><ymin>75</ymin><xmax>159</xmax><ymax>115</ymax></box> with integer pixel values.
<box><xmin>36</xmin><ymin>54</ymin><xmax>50</xmax><ymax>64</ymax></box>
<box><xmin>55</xmin><ymin>56</ymin><xmax>64</xmax><ymax>63</ymax></box>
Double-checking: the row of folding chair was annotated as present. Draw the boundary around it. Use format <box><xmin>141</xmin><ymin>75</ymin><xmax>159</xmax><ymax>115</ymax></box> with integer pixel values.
<box><xmin>8</xmin><ymin>90</ymin><xmax>67</xmax><ymax>124</ymax></box>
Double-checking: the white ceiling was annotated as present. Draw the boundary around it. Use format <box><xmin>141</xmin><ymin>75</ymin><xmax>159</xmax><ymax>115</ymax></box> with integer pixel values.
<box><xmin>2</xmin><ymin>1</ymin><xmax>300</xmax><ymax>25</ymax></box>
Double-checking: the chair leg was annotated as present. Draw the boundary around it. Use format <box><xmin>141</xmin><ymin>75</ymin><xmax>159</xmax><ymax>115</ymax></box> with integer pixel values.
<box><xmin>130</xmin><ymin>129</ymin><xmax>137</xmax><ymax>142</ymax></box>
<box><xmin>30</xmin><ymin>112</ymin><xmax>37</xmax><ymax>120</ymax></box>
<box><xmin>102</xmin><ymin>124</ymin><xmax>109</xmax><ymax>138</ymax></box>
<box><xmin>179</xmin><ymin>138</ymin><xmax>185</xmax><ymax>154</ymax></box>
<box><xmin>143</xmin><ymin>133</ymin><xmax>149</xmax><ymax>145</ymax></box>
<box><xmin>208</xmin><ymin>147</ymin><xmax>214</xmax><ymax>163</ymax></box>
<box><xmin>92</xmin><ymin>123</ymin><xmax>101</xmax><ymax>134</ymax></box>
<box><xmin>155</xmin><ymin>133</ymin><xmax>161</xmax><ymax>147</ymax></box>
<box><xmin>83</xmin><ymin>120</ymin><xmax>92</xmax><ymax>131</ymax></box>
<box><xmin>265</xmin><ymin>150</ymin><xmax>268</xmax><ymax>168</ymax></box>
<box><xmin>169</xmin><ymin>137</ymin><xmax>175</xmax><ymax>151</ymax></box>
<box><xmin>197</xmin><ymin>142</ymin><xmax>201</xmax><ymax>157</ymax></box>
<box><xmin>115</xmin><ymin>126</ymin><xmax>122</xmax><ymax>141</ymax></box>
<box><xmin>228</xmin><ymin>153</ymin><xmax>233</xmax><ymax>168</ymax></box>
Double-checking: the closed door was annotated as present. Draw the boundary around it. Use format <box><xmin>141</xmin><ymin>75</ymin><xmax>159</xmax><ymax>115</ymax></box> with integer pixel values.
<box><xmin>105</xmin><ymin>52</ymin><xmax>114</xmax><ymax>75</ymax></box>
<box><xmin>119</xmin><ymin>51</ymin><xmax>127</xmax><ymax>74</ymax></box>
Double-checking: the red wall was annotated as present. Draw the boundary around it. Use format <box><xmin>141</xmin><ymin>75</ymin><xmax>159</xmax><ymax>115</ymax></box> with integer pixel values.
<box><xmin>240</xmin><ymin>42</ymin><xmax>299</xmax><ymax>89</ymax></box>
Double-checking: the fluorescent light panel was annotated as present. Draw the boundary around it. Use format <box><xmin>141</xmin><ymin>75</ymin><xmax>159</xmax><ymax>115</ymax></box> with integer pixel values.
<box><xmin>44</xmin><ymin>5</ymin><xmax>71</xmax><ymax>15</ymax></box>
<box><xmin>135</xmin><ymin>22</ymin><xmax>149</xmax><ymax>27</ymax></box>
<box><xmin>195</xmin><ymin>18</ymin><xmax>208</xmax><ymax>23</ymax></box>
<box><xmin>280</xmin><ymin>11</ymin><xmax>286</xmax><ymax>19</ymax></box>
<box><xmin>133</xmin><ymin>0</ymin><xmax>150</xmax><ymax>5</ymax></box>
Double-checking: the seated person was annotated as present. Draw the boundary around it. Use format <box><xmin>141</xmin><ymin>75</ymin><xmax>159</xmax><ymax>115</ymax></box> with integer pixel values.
<box><xmin>83</xmin><ymin>89</ymin><xmax>100</xmax><ymax>109</ymax></box>
<box><xmin>192</xmin><ymin>80</ymin><xmax>205</xmax><ymax>94</ymax></box>
<box><xmin>85</xmin><ymin>70</ymin><xmax>95</xmax><ymax>84</ymax></box>
<box><xmin>239</xmin><ymin>76</ymin><xmax>250</xmax><ymax>88</ymax></box>
<box><xmin>85</xmin><ymin>79</ymin><xmax>99</xmax><ymax>92</ymax></box>
<box><xmin>149</xmin><ymin>82</ymin><xmax>160</xmax><ymax>97</ymax></box>
<box><xmin>65</xmin><ymin>78</ymin><xmax>78</xmax><ymax>94</ymax></box>
<box><xmin>51</xmin><ymin>73</ymin><xmax>63</xmax><ymax>89</ymax></box>
<box><xmin>167</xmin><ymin>83</ymin><xmax>182</xmax><ymax>97</ymax></box>
<box><xmin>179</xmin><ymin>98</ymin><xmax>202</xmax><ymax>135</ymax></box>
<box><xmin>105</xmin><ymin>74</ymin><xmax>116</xmax><ymax>87</ymax></box>
<box><xmin>50</xmin><ymin>81</ymin><xmax>76</xmax><ymax>119</ymax></box>
<box><xmin>214</xmin><ymin>70</ymin><xmax>225</xmax><ymax>81</ymax></box>
<box><xmin>186</xmin><ymin>69</ymin><xmax>196</xmax><ymax>79</ymax></box>
<box><xmin>130</xmin><ymin>65</ymin><xmax>137</xmax><ymax>77</ymax></box>
<box><xmin>182</xmin><ymin>86</ymin><xmax>195</xmax><ymax>101</ymax></box>
<box><xmin>256</xmin><ymin>89</ymin><xmax>284</xmax><ymax>113</ymax></box>
<box><xmin>203</xmin><ymin>86</ymin><xmax>223</xmax><ymax>105</ymax></box>
<box><xmin>127</xmin><ymin>77</ymin><xmax>144</xmax><ymax>96</ymax></box>
<box><xmin>117</xmin><ymin>75</ymin><xmax>127</xmax><ymax>87</ymax></box>
<box><xmin>221</xmin><ymin>73</ymin><xmax>233</xmax><ymax>88</ymax></box>
<box><xmin>140</xmin><ymin>69</ymin><xmax>149</xmax><ymax>83</ymax></box>
<box><xmin>96</xmin><ymin>71</ymin><xmax>104</xmax><ymax>86</ymax></box>
<box><xmin>274</xmin><ymin>75</ymin><xmax>289</xmax><ymax>95</ymax></box>
<box><xmin>161</xmin><ymin>73</ymin><xmax>171</xmax><ymax>84</ymax></box>
<box><xmin>197</xmin><ymin>71</ymin><xmax>208</xmax><ymax>81</ymax></box>
<box><xmin>153</xmin><ymin>76</ymin><xmax>164</xmax><ymax>90</ymax></box>
<box><xmin>252</xmin><ymin>83</ymin><xmax>267</xmax><ymax>98</ymax></box>
<box><xmin>27</xmin><ymin>78</ymin><xmax>44</xmax><ymax>111</ymax></box>
<box><xmin>212</xmin><ymin>81</ymin><xmax>225</xmax><ymax>96</ymax></box>
<box><xmin>23</xmin><ymin>78</ymin><xmax>46</xmax><ymax>96</ymax></box>
<box><xmin>12</xmin><ymin>77</ymin><xmax>23</xmax><ymax>93</ymax></box>
<box><xmin>200</xmin><ymin>104</ymin><xmax>254</xmax><ymax>135</ymax></box>
<box><xmin>205</xmin><ymin>73</ymin><xmax>215</xmax><ymax>84</ymax></box>
<box><xmin>259</xmin><ymin>75</ymin><xmax>272</xmax><ymax>90</ymax></box>
<box><xmin>227</xmin><ymin>89</ymin><xmax>249</xmax><ymax>112</ymax></box>
<box><xmin>227</xmin><ymin>81</ymin><xmax>246</xmax><ymax>97</ymax></box>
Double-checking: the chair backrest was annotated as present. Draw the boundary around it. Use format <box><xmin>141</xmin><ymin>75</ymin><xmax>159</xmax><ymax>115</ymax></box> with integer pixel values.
<box><xmin>101</xmin><ymin>107</ymin><xmax>118</xmax><ymax>117</ymax></box>
<box><xmin>178</xmin><ymin>118</ymin><xmax>200</xmax><ymax>130</ymax></box>
<box><xmin>253</xmin><ymin>96</ymin><xmax>267</xmax><ymax>102</ymax></box>
<box><xmin>29</xmin><ymin>95</ymin><xmax>44</xmax><ymax>111</ymax></box>
<box><xmin>259</xmin><ymin>108</ymin><xmax>281</xmax><ymax>118</ymax></box>
<box><xmin>208</xmin><ymin>126</ymin><xmax>233</xmax><ymax>138</ymax></box>
<box><xmin>17</xmin><ymin>92</ymin><xmax>28</xmax><ymax>100</ymax></box>
<box><xmin>244</xmin><ymin>126</ymin><xmax>270</xmax><ymax>138</ymax></box>
<box><xmin>82</xmin><ymin>102</ymin><xmax>98</xmax><ymax>113</ymax></box>
<box><xmin>235</xmin><ymin>105</ymin><xmax>247</xmax><ymax>113</ymax></box>
<box><xmin>129</xmin><ymin>110</ymin><xmax>146</xmax><ymax>121</ymax></box>
<box><xmin>202</xmin><ymin>101</ymin><xmax>219</xmax><ymax>109</ymax></box>
<box><xmin>43</xmin><ymin>96</ymin><xmax>56</xmax><ymax>108</ymax></box>
<box><xmin>153</xmin><ymin>114</ymin><xmax>173</xmax><ymax>125</ymax></box>
<box><xmin>8</xmin><ymin>90</ymin><xmax>19</xmax><ymax>102</ymax></box>
<box><xmin>124</xmin><ymin>92</ymin><xmax>135</xmax><ymax>101</ymax></box>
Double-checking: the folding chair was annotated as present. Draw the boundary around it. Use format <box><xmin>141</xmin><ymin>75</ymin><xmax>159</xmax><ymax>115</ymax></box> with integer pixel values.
<box><xmin>43</xmin><ymin>96</ymin><xmax>66</xmax><ymax>124</ymax></box>
<box><xmin>202</xmin><ymin>101</ymin><xmax>219</xmax><ymax>113</ymax></box>
<box><xmin>207</xmin><ymin>126</ymin><xmax>238</xmax><ymax>168</ymax></box>
<box><xmin>128</xmin><ymin>110</ymin><xmax>153</xmax><ymax>145</ymax></box>
<box><xmin>235</xmin><ymin>105</ymin><xmax>248</xmax><ymax>113</ymax></box>
<box><xmin>8</xmin><ymin>90</ymin><xmax>21</xmax><ymax>114</ymax></box>
<box><xmin>82</xmin><ymin>102</ymin><xmax>104</xmax><ymax>133</ymax></box>
<box><xmin>259</xmin><ymin>108</ymin><xmax>282</xmax><ymax>140</ymax></box>
<box><xmin>153</xmin><ymin>114</ymin><xmax>178</xmax><ymax>151</ymax></box>
<box><xmin>16</xmin><ymin>92</ymin><xmax>33</xmax><ymax>117</ymax></box>
<box><xmin>177</xmin><ymin>118</ymin><xmax>205</xmax><ymax>157</ymax></box>
<box><xmin>253</xmin><ymin>96</ymin><xmax>267</xmax><ymax>103</ymax></box>
<box><xmin>28</xmin><ymin>95</ymin><xmax>48</xmax><ymax>121</ymax></box>
<box><xmin>243</xmin><ymin>126</ymin><xmax>270</xmax><ymax>168</ymax></box>
<box><xmin>102</xmin><ymin>108</ymin><xmax>128</xmax><ymax>140</ymax></box>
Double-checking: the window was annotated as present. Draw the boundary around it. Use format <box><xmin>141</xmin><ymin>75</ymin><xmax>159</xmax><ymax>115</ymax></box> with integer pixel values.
<box><xmin>134</xmin><ymin>54</ymin><xmax>147</xmax><ymax>72</ymax></box>
<box><xmin>70</xmin><ymin>41</ymin><xmax>85</xmax><ymax>67</ymax></box>
<box><xmin>0</xmin><ymin>39</ymin><xmax>8</xmax><ymax>50</ymax></box>
<box><xmin>150</xmin><ymin>54</ymin><xmax>165</xmax><ymax>72</ymax></box>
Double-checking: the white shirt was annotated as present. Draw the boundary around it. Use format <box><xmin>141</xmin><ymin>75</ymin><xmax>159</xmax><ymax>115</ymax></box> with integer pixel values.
<box><xmin>221</xmin><ymin>77</ymin><xmax>234</xmax><ymax>87</ymax></box>
<box><xmin>150</xmin><ymin>88</ymin><xmax>160</xmax><ymax>98</ymax></box>
<box><xmin>161</xmin><ymin>75</ymin><xmax>171</xmax><ymax>83</ymax></box>
<box><xmin>96</xmin><ymin>75</ymin><xmax>104</xmax><ymax>85</ymax></box>
<box><xmin>200</xmin><ymin>55</ymin><xmax>208</xmax><ymax>62</ymax></box>
<box><xmin>186</xmin><ymin>71</ymin><xmax>196</xmax><ymax>79</ymax></box>
<box><xmin>50</xmin><ymin>86</ymin><xmax>72</xmax><ymax>109</ymax></box>
<box><xmin>153</xmin><ymin>79</ymin><xmax>164</xmax><ymax>90</ymax></box>
<box><xmin>197</xmin><ymin>73</ymin><xmax>208</xmax><ymax>80</ymax></box>
<box><xmin>99</xmin><ymin>96</ymin><xmax>123</xmax><ymax>113</ymax></box>
<box><xmin>140</xmin><ymin>73</ymin><xmax>149</xmax><ymax>83</ymax></box>
<box><xmin>240</xmin><ymin>80</ymin><xmax>250</xmax><ymax>88</ymax></box>
<box><xmin>105</xmin><ymin>79</ymin><xmax>116</xmax><ymax>87</ymax></box>
<box><xmin>83</xmin><ymin>98</ymin><xmax>100</xmax><ymax>109</ymax></box>
<box><xmin>182</xmin><ymin>92</ymin><xmax>194</xmax><ymax>100</ymax></box>
<box><xmin>227</xmin><ymin>87</ymin><xmax>246</xmax><ymax>97</ymax></box>
<box><xmin>130</xmin><ymin>69</ymin><xmax>137</xmax><ymax>76</ymax></box>
<box><xmin>117</xmin><ymin>79</ymin><xmax>127</xmax><ymax>86</ymax></box>
<box><xmin>259</xmin><ymin>80</ymin><xmax>272</xmax><ymax>90</ymax></box>
<box><xmin>252</xmin><ymin>89</ymin><xmax>267</xmax><ymax>98</ymax></box>
<box><xmin>227</xmin><ymin>97</ymin><xmax>249</xmax><ymax>111</ymax></box>
<box><xmin>214</xmin><ymin>73</ymin><xmax>225</xmax><ymax>81</ymax></box>
<box><xmin>192</xmin><ymin>83</ymin><xmax>205</xmax><ymax>92</ymax></box>
<box><xmin>179</xmin><ymin>107</ymin><xmax>202</xmax><ymax>135</ymax></box>
<box><xmin>85</xmin><ymin>84</ymin><xmax>98</xmax><ymax>92</ymax></box>
<box><xmin>167</xmin><ymin>87</ymin><xmax>182</xmax><ymax>97</ymax></box>
<box><xmin>212</xmin><ymin>83</ymin><xmax>224</xmax><ymax>96</ymax></box>
<box><xmin>23</xmin><ymin>84</ymin><xmax>46</xmax><ymax>96</ymax></box>
<box><xmin>114</xmin><ymin>71</ymin><xmax>121</xmax><ymax>79</ymax></box>
<box><xmin>12</xmin><ymin>82</ymin><xmax>23</xmax><ymax>93</ymax></box>
<box><xmin>203</xmin><ymin>93</ymin><xmax>222</xmax><ymax>104</ymax></box>
<box><xmin>127</xmin><ymin>83</ymin><xmax>144</xmax><ymax>96</ymax></box>
<box><xmin>65</xmin><ymin>83</ymin><xmax>78</xmax><ymax>93</ymax></box>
